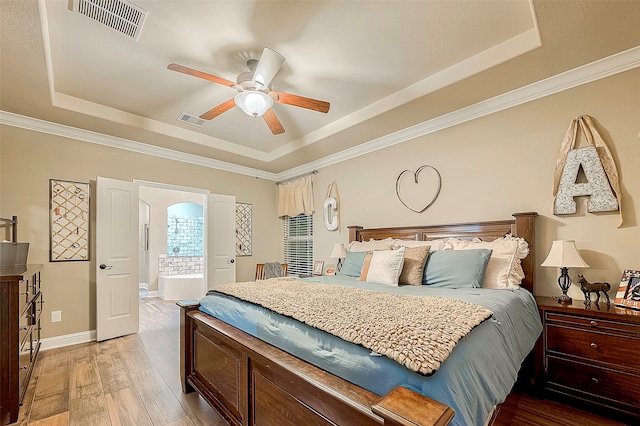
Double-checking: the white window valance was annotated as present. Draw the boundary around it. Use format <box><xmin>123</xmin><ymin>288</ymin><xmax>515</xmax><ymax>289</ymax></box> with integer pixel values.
<box><xmin>278</xmin><ymin>176</ymin><xmax>315</xmax><ymax>218</ymax></box>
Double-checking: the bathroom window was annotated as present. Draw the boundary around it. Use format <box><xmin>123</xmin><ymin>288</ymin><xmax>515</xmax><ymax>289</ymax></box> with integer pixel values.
<box><xmin>167</xmin><ymin>202</ymin><xmax>204</xmax><ymax>257</ymax></box>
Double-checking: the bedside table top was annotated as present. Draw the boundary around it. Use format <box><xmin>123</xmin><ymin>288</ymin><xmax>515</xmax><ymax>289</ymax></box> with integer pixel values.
<box><xmin>536</xmin><ymin>296</ymin><xmax>640</xmax><ymax>324</ymax></box>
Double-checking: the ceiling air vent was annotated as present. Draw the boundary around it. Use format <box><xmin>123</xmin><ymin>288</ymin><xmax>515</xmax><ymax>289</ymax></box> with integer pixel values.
<box><xmin>69</xmin><ymin>0</ymin><xmax>148</xmax><ymax>40</ymax></box>
<box><xmin>177</xmin><ymin>113</ymin><xmax>206</xmax><ymax>128</ymax></box>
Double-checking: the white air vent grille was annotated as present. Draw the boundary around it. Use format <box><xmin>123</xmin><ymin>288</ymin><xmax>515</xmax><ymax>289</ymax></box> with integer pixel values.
<box><xmin>177</xmin><ymin>113</ymin><xmax>206</xmax><ymax>128</ymax></box>
<box><xmin>70</xmin><ymin>0</ymin><xmax>147</xmax><ymax>40</ymax></box>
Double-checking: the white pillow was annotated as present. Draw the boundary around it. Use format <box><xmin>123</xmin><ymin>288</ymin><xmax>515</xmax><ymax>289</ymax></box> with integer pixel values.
<box><xmin>426</xmin><ymin>239</ymin><xmax>454</xmax><ymax>251</ymax></box>
<box><xmin>392</xmin><ymin>239</ymin><xmax>430</xmax><ymax>248</ymax></box>
<box><xmin>458</xmin><ymin>235</ymin><xmax>529</xmax><ymax>289</ymax></box>
<box><xmin>391</xmin><ymin>237</ymin><xmax>474</xmax><ymax>251</ymax></box>
<box><xmin>401</xmin><ymin>237</ymin><xmax>471</xmax><ymax>251</ymax></box>
<box><xmin>349</xmin><ymin>237</ymin><xmax>394</xmax><ymax>252</ymax></box>
<box><xmin>365</xmin><ymin>247</ymin><xmax>405</xmax><ymax>286</ymax></box>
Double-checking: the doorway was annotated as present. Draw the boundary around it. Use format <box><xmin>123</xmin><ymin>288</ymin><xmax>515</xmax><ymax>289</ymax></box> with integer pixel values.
<box><xmin>96</xmin><ymin>177</ymin><xmax>236</xmax><ymax>341</ymax></box>
<box><xmin>138</xmin><ymin>184</ymin><xmax>207</xmax><ymax>300</ymax></box>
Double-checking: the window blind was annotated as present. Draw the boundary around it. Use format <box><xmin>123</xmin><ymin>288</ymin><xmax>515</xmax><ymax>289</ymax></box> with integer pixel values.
<box><xmin>283</xmin><ymin>214</ymin><xmax>313</xmax><ymax>276</ymax></box>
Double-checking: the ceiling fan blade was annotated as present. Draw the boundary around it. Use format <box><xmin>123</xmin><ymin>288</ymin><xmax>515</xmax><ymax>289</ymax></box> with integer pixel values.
<box><xmin>252</xmin><ymin>48</ymin><xmax>285</xmax><ymax>88</ymax></box>
<box><xmin>199</xmin><ymin>99</ymin><xmax>236</xmax><ymax>120</ymax></box>
<box><xmin>167</xmin><ymin>63</ymin><xmax>236</xmax><ymax>88</ymax></box>
<box><xmin>263</xmin><ymin>109</ymin><xmax>285</xmax><ymax>135</ymax></box>
<box><xmin>271</xmin><ymin>91</ymin><xmax>330</xmax><ymax>114</ymax></box>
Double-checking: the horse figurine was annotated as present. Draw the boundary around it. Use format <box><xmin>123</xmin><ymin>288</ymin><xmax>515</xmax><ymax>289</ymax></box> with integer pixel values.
<box><xmin>577</xmin><ymin>274</ymin><xmax>611</xmax><ymax>305</ymax></box>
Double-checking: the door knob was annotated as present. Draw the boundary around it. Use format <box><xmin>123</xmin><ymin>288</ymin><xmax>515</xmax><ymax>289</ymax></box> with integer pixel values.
<box><xmin>227</xmin><ymin>259</ymin><xmax>235</xmax><ymax>264</ymax></box>
<box><xmin>99</xmin><ymin>264</ymin><xmax>113</xmax><ymax>270</ymax></box>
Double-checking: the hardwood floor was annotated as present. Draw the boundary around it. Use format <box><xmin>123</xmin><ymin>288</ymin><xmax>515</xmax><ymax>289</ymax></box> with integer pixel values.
<box><xmin>15</xmin><ymin>297</ymin><xmax>627</xmax><ymax>426</ymax></box>
<box><xmin>15</xmin><ymin>297</ymin><xmax>229</xmax><ymax>426</ymax></box>
<box><xmin>491</xmin><ymin>391</ymin><xmax>629</xmax><ymax>426</ymax></box>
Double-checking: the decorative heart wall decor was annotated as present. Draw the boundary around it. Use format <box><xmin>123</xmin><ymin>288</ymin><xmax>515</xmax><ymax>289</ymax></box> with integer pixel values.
<box><xmin>395</xmin><ymin>165</ymin><xmax>441</xmax><ymax>213</ymax></box>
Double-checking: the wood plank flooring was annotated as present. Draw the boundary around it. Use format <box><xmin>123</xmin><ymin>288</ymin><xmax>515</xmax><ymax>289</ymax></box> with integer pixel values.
<box><xmin>15</xmin><ymin>297</ymin><xmax>627</xmax><ymax>426</ymax></box>
<box><xmin>490</xmin><ymin>391</ymin><xmax>628</xmax><ymax>426</ymax></box>
<box><xmin>16</xmin><ymin>297</ymin><xmax>229</xmax><ymax>426</ymax></box>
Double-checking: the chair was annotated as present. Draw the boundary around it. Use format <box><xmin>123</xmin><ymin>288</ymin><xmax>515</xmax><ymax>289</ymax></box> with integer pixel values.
<box><xmin>255</xmin><ymin>263</ymin><xmax>288</xmax><ymax>280</ymax></box>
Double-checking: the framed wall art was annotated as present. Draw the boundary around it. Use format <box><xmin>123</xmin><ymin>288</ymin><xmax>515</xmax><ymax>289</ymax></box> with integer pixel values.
<box><xmin>50</xmin><ymin>179</ymin><xmax>90</xmax><ymax>261</ymax></box>
<box><xmin>615</xmin><ymin>269</ymin><xmax>640</xmax><ymax>309</ymax></box>
<box><xmin>235</xmin><ymin>202</ymin><xmax>252</xmax><ymax>256</ymax></box>
<box><xmin>614</xmin><ymin>269</ymin><xmax>640</xmax><ymax>310</ymax></box>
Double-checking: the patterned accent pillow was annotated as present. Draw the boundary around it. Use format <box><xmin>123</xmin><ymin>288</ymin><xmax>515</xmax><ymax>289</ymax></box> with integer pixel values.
<box><xmin>393</xmin><ymin>245</ymin><xmax>430</xmax><ymax>286</ymax></box>
<box><xmin>365</xmin><ymin>247</ymin><xmax>405</xmax><ymax>286</ymax></box>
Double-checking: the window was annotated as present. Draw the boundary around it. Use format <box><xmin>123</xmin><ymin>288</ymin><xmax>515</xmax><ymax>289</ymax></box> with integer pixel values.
<box><xmin>283</xmin><ymin>214</ymin><xmax>313</xmax><ymax>276</ymax></box>
<box><xmin>167</xmin><ymin>202</ymin><xmax>204</xmax><ymax>257</ymax></box>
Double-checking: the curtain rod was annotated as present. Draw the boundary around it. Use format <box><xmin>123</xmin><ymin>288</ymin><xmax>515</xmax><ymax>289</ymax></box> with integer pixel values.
<box><xmin>275</xmin><ymin>170</ymin><xmax>318</xmax><ymax>185</ymax></box>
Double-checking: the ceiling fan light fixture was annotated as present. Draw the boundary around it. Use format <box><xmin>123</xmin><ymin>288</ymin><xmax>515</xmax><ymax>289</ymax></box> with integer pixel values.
<box><xmin>234</xmin><ymin>91</ymin><xmax>273</xmax><ymax>117</ymax></box>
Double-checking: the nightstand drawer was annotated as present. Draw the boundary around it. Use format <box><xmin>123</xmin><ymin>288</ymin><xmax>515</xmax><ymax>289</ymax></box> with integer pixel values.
<box><xmin>546</xmin><ymin>312</ymin><xmax>640</xmax><ymax>335</ymax></box>
<box><xmin>547</xmin><ymin>356</ymin><xmax>640</xmax><ymax>410</ymax></box>
<box><xmin>546</xmin><ymin>324</ymin><xmax>640</xmax><ymax>369</ymax></box>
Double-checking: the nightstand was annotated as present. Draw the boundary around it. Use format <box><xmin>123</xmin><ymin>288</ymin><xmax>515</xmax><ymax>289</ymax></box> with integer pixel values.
<box><xmin>536</xmin><ymin>296</ymin><xmax>640</xmax><ymax>422</ymax></box>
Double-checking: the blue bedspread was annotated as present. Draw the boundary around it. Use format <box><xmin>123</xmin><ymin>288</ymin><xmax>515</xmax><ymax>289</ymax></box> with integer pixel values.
<box><xmin>199</xmin><ymin>276</ymin><xmax>542</xmax><ymax>426</ymax></box>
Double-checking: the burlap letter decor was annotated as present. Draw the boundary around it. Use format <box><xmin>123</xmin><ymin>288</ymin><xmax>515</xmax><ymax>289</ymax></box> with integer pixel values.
<box><xmin>552</xmin><ymin>116</ymin><xmax>622</xmax><ymax>226</ymax></box>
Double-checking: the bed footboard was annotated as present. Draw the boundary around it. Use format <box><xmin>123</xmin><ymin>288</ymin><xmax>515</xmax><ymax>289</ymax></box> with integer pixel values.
<box><xmin>179</xmin><ymin>302</ymin><xmax>454</xmax><ymax>426</ymax></box>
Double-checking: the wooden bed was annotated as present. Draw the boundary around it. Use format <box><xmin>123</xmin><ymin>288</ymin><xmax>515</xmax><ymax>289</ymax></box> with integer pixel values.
<box><xmin>179</xmin><ymin>212</ymin><xmax>537</xmax><ymax>426</ymax></box>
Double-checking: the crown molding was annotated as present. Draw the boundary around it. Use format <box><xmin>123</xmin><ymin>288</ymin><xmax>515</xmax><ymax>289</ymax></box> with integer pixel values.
<box><xmin>0</xmin><ymin>111</ymin><xmax>277</xmax><ymax>181</ymax></box>
<box><xmin>265</xmin><ymin>23</ymin><xmax>542</xmax><ymax>162</ymax></box>
<box><xmin>37</xmin><ymin>0</ymin><xmax>540</xmax><ymax>163</ymax></box>
<box><xmin>286</xmin><ymin>44</ymin><xmax>640</xmax><ymax>177</ymax></box>
<box><xmin>2</xmin><ymin>45</ymin><xmax>639</xmax><ymax>182</ymax></box>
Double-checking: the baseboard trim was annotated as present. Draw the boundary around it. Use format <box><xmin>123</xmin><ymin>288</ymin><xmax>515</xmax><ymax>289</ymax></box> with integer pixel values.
<box><xmin>40</xmin><ymin>294</ymin><xmax>162</xmax><ymax>351</ymax></box>
<box><xmin>40</xmin><ymin>330</ymin><xmax>96</xmax><ymax>351</ymax></box>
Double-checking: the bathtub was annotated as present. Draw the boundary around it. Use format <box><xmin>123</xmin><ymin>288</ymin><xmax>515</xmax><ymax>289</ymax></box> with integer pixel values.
<box><xmin>158</xmin><ymin>274</ymin><xmax>205</xmax><ymax>300</ymax></box>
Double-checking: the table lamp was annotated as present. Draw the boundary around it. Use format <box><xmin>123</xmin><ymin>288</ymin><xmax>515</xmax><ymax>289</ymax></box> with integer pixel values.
<box><xmin>330</xmin><ymin>243</ymin><xmax>347</xmax><ymax>272</ymax></box>
<box><xmin>541</xmin><ymin>240</ymin><xmax>589</xmax><ymax>303</ymax></box>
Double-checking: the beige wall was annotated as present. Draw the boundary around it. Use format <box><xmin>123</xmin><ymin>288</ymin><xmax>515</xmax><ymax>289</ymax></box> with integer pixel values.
<box><xmin>1</xmin><ymin>67</ymin><xmax>638</xmax><ymax>341</ymax></box>
<box><xmin>313</xmin><ymin>67</ymin><xmax>639</xmax><ymax>300</ymax></box>
<box><xmin>0</xmin><ymin>127</ymin><xmax>280</xmax><ymax>338</ymax></box>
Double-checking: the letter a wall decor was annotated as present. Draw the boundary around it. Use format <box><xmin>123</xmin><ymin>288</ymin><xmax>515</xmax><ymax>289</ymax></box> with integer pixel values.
<box><xmin>552</xmin><ymin>115</ymin><xmax>622</xmax><ymax>225</ymax></box>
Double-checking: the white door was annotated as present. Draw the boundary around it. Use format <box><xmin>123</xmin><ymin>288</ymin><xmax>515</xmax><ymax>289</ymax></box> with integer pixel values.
<box><xmin>208</xmin><ymin>194</ymin><xmax>236</xmax><ymax>287</ymax></box>
<box><xmin>96</xmin><ymin>177</ymin><xmax>139</xmax><ymax>341</ymax></box>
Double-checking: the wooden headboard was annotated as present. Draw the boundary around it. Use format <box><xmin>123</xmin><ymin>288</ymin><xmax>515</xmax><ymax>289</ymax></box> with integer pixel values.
<box><xmin>348</xmin><ymin>212</ymin><xmax>538</xmax><ymax>293</ymax></box>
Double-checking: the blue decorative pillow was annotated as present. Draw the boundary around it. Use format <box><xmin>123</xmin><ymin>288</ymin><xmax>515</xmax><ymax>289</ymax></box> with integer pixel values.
<box><xmin>423</xmin><ymin>249</ymin><xmax>493</xmax><ymax>288</ymax></box>
<box><xmin>338</xmin><ymin>251</ymin><xmax>368</xmax><ymax>277</ymax></box>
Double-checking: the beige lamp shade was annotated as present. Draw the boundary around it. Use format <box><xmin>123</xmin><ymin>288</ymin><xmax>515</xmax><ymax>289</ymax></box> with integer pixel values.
<box><xmin>330</xmin><ymin>243</ymin><xmax>347</xmax><ymax>259</ymax></box>
<box><xmin>541</xmin><ymin>240</ymin><xmax>589</xmax><ymax>268</ymax></box>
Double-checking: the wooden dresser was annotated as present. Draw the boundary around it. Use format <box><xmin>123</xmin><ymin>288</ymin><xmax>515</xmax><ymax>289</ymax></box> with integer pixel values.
<box><xmin>536</xmin><ymin>296</ymin><xmax>640</xmax><ymax>423</ymax></box>
<box><xmin>0</xmin><ymin>265</ymin><xmax>43</xmax><ymax>424</ymax></box>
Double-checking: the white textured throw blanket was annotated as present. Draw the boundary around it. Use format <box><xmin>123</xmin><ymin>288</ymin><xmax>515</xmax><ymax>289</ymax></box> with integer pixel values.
<box><xmin>212</xmin><ymin>278</ymin><xmax>492</xmax><ymax>375</ymax></box>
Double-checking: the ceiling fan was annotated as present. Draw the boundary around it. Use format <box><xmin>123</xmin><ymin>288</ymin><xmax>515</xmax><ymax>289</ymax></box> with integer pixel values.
<box><xmin>168</xmin><ymin>48</ymin><xmax>330</xmax><ymax>135</ymax></box>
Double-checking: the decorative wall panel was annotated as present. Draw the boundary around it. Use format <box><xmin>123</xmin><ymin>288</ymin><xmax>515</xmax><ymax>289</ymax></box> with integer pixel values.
<box><xmin>236</xmin><ymin>203</ymin><xmax>252</xmax><ymax>256</ymax></box>
<box><xmin>50</xmin><ymin>179</ymin><xmax>90</xmax><ymax>261</ymax></box>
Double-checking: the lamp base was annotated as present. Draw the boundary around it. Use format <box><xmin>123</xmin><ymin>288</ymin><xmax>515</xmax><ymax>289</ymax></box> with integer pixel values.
<box><xmin>556</xmin><ymin>267</ymin><xmax>572</xmax><ymax>304</ymax></box>
<box><xmin>555</xmin><ymin>293</ymin><xmax>572</xmax><ymax>304</ymax></box>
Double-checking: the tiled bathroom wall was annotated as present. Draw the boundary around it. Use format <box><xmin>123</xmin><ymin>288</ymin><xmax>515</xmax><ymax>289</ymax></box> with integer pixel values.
<box><xmin>158</xmin><ymin>255</ymin><xmax>204</xmax><ymax>276</ymax></box>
